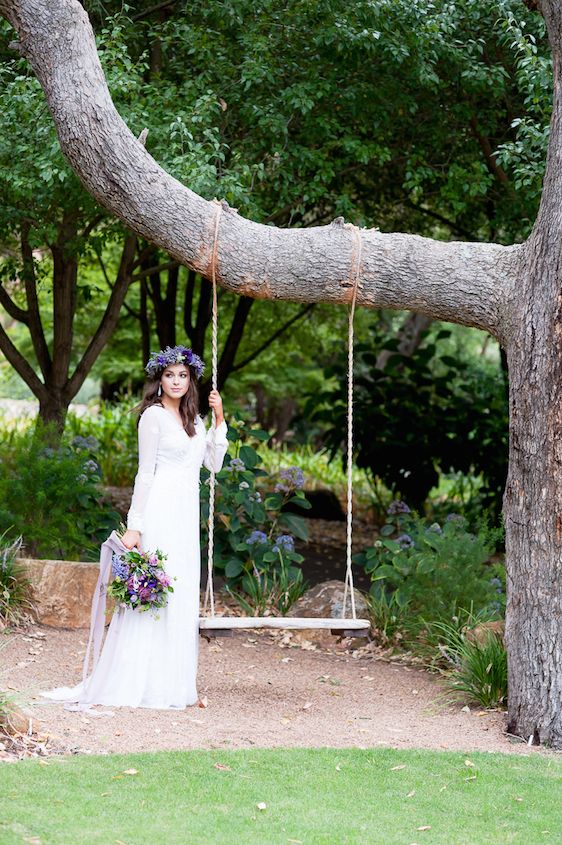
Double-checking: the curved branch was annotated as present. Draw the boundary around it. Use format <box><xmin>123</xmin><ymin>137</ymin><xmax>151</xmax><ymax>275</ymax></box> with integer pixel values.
<box><xmin>0</xmin><ymin>0</ymin><xmax>519</xmax><ymax>344</ymax></box>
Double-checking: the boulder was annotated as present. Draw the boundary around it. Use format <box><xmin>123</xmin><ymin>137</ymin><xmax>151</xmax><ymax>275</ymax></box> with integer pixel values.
<box><xmin>18</xmin><ymin>558</ymin><xmax>116</xmax><ymax>629</ymax></box>
<box><xmin>286</xmin><ymin>579</ymin><xmax>370</xmax><ymax>645</ymax></box>
<box><xmin>0</xmin><ymin>702</ymin><xmax>38</xmax><ymax>736</ymax></box>
<box><xmin>466</xmin><ymin>619</ymin><xmax>505</xmax><ymax>646</ymax></box>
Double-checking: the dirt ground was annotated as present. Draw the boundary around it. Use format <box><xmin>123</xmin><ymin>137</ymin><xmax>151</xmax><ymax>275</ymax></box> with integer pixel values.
<box><xmin>0</xmin><ymin>619</ymin><xmax>547</xmax><ymax>761</ymax></box>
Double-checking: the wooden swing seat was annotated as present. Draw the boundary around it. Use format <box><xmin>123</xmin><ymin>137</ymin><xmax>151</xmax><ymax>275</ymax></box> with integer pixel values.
<box><xmin>199</xmin><ymin>616</ymin><xmax>371</xmax><ymax>639</ymax></box>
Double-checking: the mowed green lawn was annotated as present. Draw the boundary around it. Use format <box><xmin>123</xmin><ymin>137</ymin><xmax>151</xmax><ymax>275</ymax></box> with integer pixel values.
<box><xmin>0</xmin><ymin>747</ymin><xmax>560</xmax><ymax>845</ymax></box>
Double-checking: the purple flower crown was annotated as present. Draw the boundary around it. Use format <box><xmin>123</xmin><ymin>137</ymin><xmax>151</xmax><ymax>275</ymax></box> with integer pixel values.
<box><xmin>145</xmin><ymin>345</ymin><xmax>205</xmax><ymax>379</ymax></box>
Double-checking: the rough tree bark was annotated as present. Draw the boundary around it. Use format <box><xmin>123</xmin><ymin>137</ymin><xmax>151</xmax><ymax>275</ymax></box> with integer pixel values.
<box><xmin>0</xmin><ymin>0</ymin><xmax>561</xmax><ymax>746</ymax></box>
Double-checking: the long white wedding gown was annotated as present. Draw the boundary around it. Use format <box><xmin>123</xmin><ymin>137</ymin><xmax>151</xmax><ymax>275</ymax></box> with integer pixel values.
<box><xmin>39</xmin><ymin>405</ymin><xmax>229</xmax><ymax>712</ymax></box>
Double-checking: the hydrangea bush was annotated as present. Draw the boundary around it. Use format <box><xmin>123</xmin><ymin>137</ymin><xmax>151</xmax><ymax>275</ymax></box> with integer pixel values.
<box><xmin>0</xmin><ymin>423</ymin><xmax>119</xmax><ymax>560</ymax></box>
<box><xmin>200</xmin><ymin>419</ymin><xmax>311</xmax><ymax>611</ymax></box>
<box><xmin>354</xmin><ymin>500</ymin><xmax>505</xmax><ymax>637</ymax></box>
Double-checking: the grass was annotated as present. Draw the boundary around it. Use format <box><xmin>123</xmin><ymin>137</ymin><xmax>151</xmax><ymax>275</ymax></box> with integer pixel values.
<box><xmin>0</xmin><ymin>747</ymin><xmax>560</xmax><ymax>844</ymax></box>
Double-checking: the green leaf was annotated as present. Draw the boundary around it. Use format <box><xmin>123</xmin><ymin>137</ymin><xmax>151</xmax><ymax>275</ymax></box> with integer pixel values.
<box><xmin>239</xmin><ymin>444</ymin><xmax>260</xmax><ymax>468</ymax></box>
<box><xmin>225</xmin><ymin>559</ymin><xmax>244</xmax><ymax>578</ymax></box>
<box><xmin>277</xmin><ymin>512</ymin><xmax>309</xmax><ymax>541</ymax></box>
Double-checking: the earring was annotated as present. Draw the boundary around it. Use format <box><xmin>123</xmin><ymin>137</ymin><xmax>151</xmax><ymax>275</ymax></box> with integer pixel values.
<box><xmin>157</xmin><ymin>384</ymin><xmax>162</xmax><ymax>397</ymax></box>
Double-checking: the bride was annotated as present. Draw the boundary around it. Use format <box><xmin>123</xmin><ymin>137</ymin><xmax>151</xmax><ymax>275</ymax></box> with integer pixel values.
<box><xmin>40</xmin><ymin>345</ymin><xmax>229</xmax><ymax>712</ymax></box>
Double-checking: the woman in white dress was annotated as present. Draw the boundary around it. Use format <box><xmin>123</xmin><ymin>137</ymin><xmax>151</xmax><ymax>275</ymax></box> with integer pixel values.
<box><xmin>39</xmin><ymin>345</ymin><xmax>229</xmax><ymax>712</ymax></box>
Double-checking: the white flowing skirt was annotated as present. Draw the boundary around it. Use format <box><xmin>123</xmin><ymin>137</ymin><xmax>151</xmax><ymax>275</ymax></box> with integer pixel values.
<box><xmin>39</xmin><ymin>466</ymin><xmax>202</xmax><ymax>711</ymax></box>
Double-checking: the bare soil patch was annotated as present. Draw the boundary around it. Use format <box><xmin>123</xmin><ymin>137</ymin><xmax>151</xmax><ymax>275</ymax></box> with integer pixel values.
<box><xmin>0</xmin><ymin>619</ymin><xmax>543</xmax><ymax>762</ymax></box>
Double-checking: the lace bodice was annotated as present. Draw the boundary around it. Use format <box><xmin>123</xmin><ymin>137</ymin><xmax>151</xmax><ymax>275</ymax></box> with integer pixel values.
<box><xmin>126</xmin><ymin>405</ymin><xmax>229</xmax><ymax>533</ymax></box>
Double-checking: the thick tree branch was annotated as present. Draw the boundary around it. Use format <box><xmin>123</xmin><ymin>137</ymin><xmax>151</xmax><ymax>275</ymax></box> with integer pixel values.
<box><xmin>0</xmin><ymin>0</ymin><xmax>518</xmax><ymax>345</ymax></box>
<box><xmin>0</xmin><ymin>320</ymin><xmax>47</xmax><ymax>399</ymax></box>
<box><xmin>66</xmin><ymin>233</ymin><xmax>137</xmax><ymax>398</ymax></box>
<box><xmin>21</xmin><ymin>221</ymin><xmax>52</xmax><ymax>380</ymax></box>
<box><xmin>0</xmin><ymin>283</ymin><xmax>29</xmax><ymax>323</ymax></box>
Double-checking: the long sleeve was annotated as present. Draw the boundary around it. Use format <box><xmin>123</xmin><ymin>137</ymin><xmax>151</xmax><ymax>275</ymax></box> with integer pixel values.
<box><xmin>127</xmin><ymin>407</ymin><xmax>161</xmax><ymax>532</ymax></box>
<box><xmin>202</xmin><ymin>418</ymin><xmax>229</xmax><ymax>473</ymax></box>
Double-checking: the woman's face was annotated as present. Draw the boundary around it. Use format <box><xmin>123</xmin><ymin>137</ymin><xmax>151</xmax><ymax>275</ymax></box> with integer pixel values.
<box><xmin>160</xmin><ymin>363</ymin><xmax>190</xmax><ymax>400</ymax></box>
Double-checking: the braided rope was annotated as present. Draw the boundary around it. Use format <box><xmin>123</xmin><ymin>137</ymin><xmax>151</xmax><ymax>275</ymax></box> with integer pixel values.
<box><xmin>341</xmin><ymin>225</ymin><xmax>362</xmax><ymax>620</ymax></box>
<box><xmin>202</xmin><ymin>200</ymin><xmax>222</xmax><ymax>618</ymax></box>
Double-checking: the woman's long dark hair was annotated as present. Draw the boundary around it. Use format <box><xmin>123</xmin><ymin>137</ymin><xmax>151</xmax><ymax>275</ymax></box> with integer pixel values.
<box><xmin>134</xmin><ymin>367</ymin><xmax>200</xmax><ymax>436</ymax></box>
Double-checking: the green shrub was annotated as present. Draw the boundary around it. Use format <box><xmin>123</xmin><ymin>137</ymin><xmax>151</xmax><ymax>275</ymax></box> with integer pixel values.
<box><xmin>200</xmin><ymin>418</ymin><xmax>311</xmax><ymax>611</ymax></box>
<box><xmin>66</xmin><ymin>403</ymin><xmax>138</xmax><ymax>487</ymax></box>
<box><xmin>0</xmin><ymin>531</ymin><xmax>34</xmax><ymax>626</ymax></box>
<box><xmin>0</xmin><ymin>424</ymin><xmax>119</xmax><ymax>560</ymax></box>
<box><xmin>354</xmin><ymin>503</ymin><xmax>504</xmax><ymax>638</ymax></box>
<box><xmin>305</xmin><ymin>324</ymin><xmax>508</xmax><ymax>520</ymax></box>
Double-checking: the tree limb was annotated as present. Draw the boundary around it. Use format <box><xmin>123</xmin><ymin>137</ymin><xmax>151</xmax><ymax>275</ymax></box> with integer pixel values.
<box><xmin>66</xmin><ymin>232</ymin><xmax>137</xmax><ymax>398</ymax></box>
<box><xmin>21</xmin><ymin>220</ymin><xmax>52</xmax><ymax>380</ymax></box>
<box><xmin>230</xmin><ymin>303</ymin><xmax>316</xmax><ymax>373</ymax></box>
<box><xmin>0</xmin><ymin>0</ymin><xmax>519</xmax><ymax>345</ymax></box>
<box><xmin>0</xmin><ymin>284</ymin><xmax>29</xmax><ymax>324</ymax></box>
<box><xmin>0</xmin><ymin>319</ymin><xmax>47</xmax><ymax>399</ymax></box>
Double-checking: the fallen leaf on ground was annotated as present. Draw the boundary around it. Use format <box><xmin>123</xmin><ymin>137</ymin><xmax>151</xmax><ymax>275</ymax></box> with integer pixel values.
<box><xmin>256</xmin><ymin>802</ymin><xmax>267</xmax><ymax>811</ymax></box>
<box><xmin>302</xmin><ymin>701</ymin><xmax>313</xmax><ymax>710</ymax></box>
<box><xmin>464</xmin><ymin>759</ymin><xmax>475</xmax><ymax>767</ymax></box>
<box><xmin>214</xmin><ymin>762</ymin><xmax>231</xmax><ymax>771</ymax></box>
<box><xmin>391</xmin><ymin>764</ymin><xmax>406</xmax><ymax>771</ymax></box>
<box><xmin>416</xmin><ymin>825</ymin><xmax>431</xmax><ymax>831</ymax></box>
<box><xmin>198</xmin><ymin>697</ymin><xmax>208</xmax><ymax>708</ymax></box>
<box><xmin>122</xmin><ymin>768</ymin><xmax>138</xmax><ymax>775</ymax></box>
<box><xmin>407</xmin><ymin>790</ymin><xmax>416</xmax><ymax>798</ymax></box>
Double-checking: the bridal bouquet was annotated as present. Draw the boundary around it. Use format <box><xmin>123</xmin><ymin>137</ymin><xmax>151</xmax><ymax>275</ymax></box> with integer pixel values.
<box><xmin>108</xmin><ymin>548</ymin><xmax>175</xmax><ymax>617</ymax></box>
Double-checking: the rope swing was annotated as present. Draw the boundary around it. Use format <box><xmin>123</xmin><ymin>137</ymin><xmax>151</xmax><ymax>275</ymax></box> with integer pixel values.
<box><xmin>200</xmin><ymin>206</ymin><xmax>370</xmax><ymax>638</ymax></box>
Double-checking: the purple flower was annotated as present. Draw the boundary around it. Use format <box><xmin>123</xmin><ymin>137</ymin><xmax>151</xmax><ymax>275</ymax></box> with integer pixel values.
<box><xmin>397</xmin><ymin>533</ymin><xmax>414</xmax><ymax>549</ymax></box>
<box><xmin>247</xmin><ymin>530</ymin><xmax>268</xmax><ymax>546</ymax></box>
<box><xmin>275</xmin><ymin>466</ymin><xmax>305</xmax><ymax>493</ymax></box>
<box><xmin>272</xmin><ymin>534</ymin><xmax>295</xmax><ymax>554</ymax></box>
<box><xmin>387</xmin><ymin>500</ymin><xmax>410</xmax><ymax>516</ymax></box>
<box><xmin>112</xmin><ymin>554</ymin><xmax>130</xmax><ymax>580</ymax></box>
<box><xmin>145</xmin><ymin>345</ymin><xmax>205</xmax><ymax>379</ymax></box>
<box><xmin>426</xmin><ymin>522</ymin><xmax>442</xmax><ymax>534</ymax></box>
<box><xmin>226</xmin><ymin>458</ymin><xmax>246</xmax><ymax>473</ymax></box>
<box><xmin>445</xmin><ymin>513</ymin><xmax>465</xmax><ymax>524</ymax></box>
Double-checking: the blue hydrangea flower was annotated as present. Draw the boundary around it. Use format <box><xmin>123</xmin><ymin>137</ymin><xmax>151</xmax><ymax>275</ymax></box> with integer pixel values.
<box><xmin>226</xmin><ymin>458</ymin><xmax>246</xmax><ymax>473</ymax></box>
<box><xmin>272</xmin><ymin>534</ymin><xmax>295</xmax><ymax>553</ymax></box>
<box><xmin>426</xmin><ymin>522</ymin><xmax>442</xmax><ymax>534</ymax></box>
<box><xmin>490</xmin><ymin>577</ymin><xmax>503</xmax><ymax>594</ymax></box>
<box><xmin>247</xmin><ymin>530</ymin><xmax>268</xmax><ymax>546</ymax></box>
<box><xmin>274</xmin><ymin>466</ymin><xmax>305</xmax><ymax>493</ymax></box>
<box><xmin>397</xmin><ymin>533</ymin><xmax>414</xmax><ymax>549</ymax></box>
<box><xmin>111</xmin><ymin>554</ymin><xmax>130</xmax><ymax>580</ymax></box>
<box><xmin>387</xmin><ymin>500</ymin><xmax>411</xmax><ymax>515</ymax></box>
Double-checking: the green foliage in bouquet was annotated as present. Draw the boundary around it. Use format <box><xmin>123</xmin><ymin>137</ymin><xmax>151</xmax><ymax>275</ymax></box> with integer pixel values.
<box><xmin>0</xmin><ymin>423</ymin><xmax>119</xmax><ymax>560</ymax></box>
<box><xmin>200</xmin><ymin>419</ymin><xmax>311</xmax><ymax>612</ymax></box>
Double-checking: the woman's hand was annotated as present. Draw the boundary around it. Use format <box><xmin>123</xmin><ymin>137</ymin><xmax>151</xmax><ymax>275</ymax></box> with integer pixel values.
<box><xmin>121</xmin><ymin>529</ymin><xmax>142</xmax><ymax>552</ymax></box>
<box><xmin>208</xmin><ymin>389</ymin><xmax>224</xmax><ymax>425</ymax></box>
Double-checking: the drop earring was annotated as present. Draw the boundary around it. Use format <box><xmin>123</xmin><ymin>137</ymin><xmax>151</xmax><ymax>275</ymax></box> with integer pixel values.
<box><xmin>157</xmin><ymin>384</ymin><xmax>162</xmax><ymax>397</ymax></box>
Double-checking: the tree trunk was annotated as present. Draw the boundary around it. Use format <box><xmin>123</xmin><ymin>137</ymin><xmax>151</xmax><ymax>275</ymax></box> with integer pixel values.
<box><xmin>2</xmin><ymin>0</ymin><xmax>562</xmax><ymax>747</ymax></box>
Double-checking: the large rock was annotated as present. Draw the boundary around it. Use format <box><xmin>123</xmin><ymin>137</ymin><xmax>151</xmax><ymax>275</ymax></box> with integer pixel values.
<box><xmin>19</xmin><ymin>558</ymin><xmax>117</xmax><ymax>629</ymax></box>
<box><xmin>286</xmin><ymin>579</ymin><xmax>370</xmax><ymax>645</ymax></box>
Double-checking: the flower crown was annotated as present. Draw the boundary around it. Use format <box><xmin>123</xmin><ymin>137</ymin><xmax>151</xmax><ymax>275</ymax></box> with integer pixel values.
<box><xmin>145</xmin><ymin>345</ymin><xmax>205</xmax><ymax>379</ymax></box>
